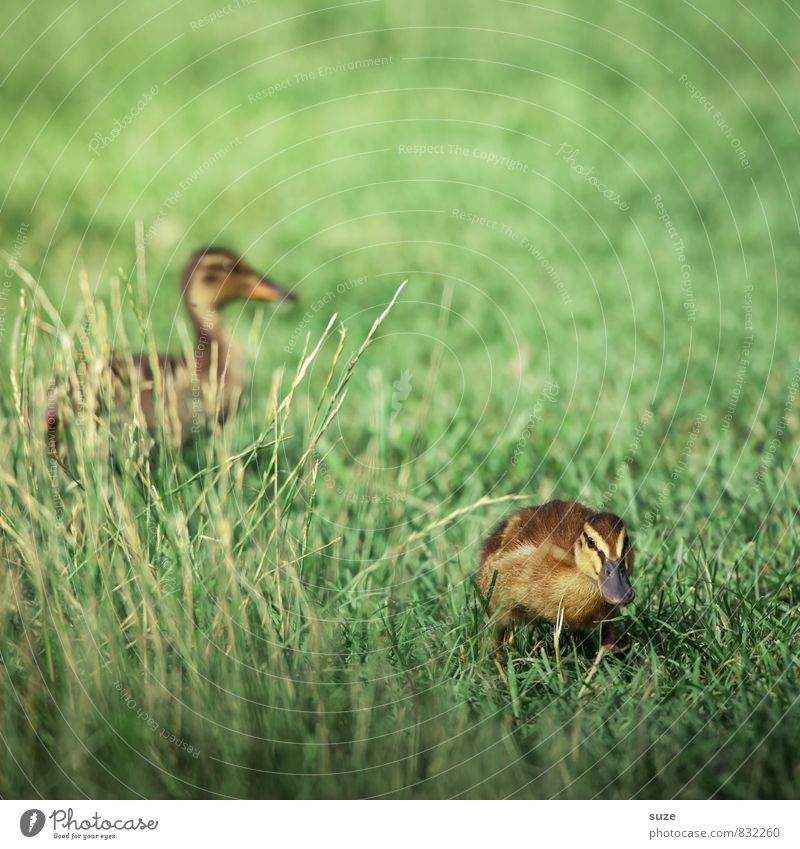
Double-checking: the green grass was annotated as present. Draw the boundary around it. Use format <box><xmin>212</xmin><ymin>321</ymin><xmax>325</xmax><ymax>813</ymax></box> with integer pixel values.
<box><xmin>1</xmin><ymin>0</ymin><xmax>800</xmax><ymax>798</ymax></box>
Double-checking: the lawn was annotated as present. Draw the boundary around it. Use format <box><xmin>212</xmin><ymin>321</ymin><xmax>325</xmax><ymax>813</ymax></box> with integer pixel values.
<box><xmin>1</xmin><ymin>0</ymin><xmax>799</xmax><ymax>799</ymax></box>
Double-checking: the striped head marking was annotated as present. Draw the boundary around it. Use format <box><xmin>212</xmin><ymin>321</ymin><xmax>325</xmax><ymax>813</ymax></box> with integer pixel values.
<box><xmin>574</xmin><ymin>513</ymin><xmax>629</xmax><ymax>572</ymax></box>
<box><xmin>574</xmin><ymin>511</ymin><xmax>635</xmax><ymax>605</ymax></box>
<box><xmin>182</xmin><ymin>247</ymin><xmax>296</xmax><ymax>311</ymax></box>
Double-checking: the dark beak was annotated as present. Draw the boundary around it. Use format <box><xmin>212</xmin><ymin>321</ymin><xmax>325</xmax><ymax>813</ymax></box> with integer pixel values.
<box><xmin>599</xmin><ymin>559</ymin><xmax>635</xmax><ymax>606</ymax></box>
<box><xmin>249</xmin><ymin>275</ymin><xmax>297</xmax><ymax>303</ymax></box>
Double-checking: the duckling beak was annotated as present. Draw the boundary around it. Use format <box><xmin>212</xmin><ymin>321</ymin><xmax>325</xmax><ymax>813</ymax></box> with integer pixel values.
<box><xmin>599</xmin><ymin>559</ymin><xmax>635</xmax><ymax>606</ymax></box>
<box><xmin>248</xmin><ymin>275</ymin><xmax>297</xmax><ymax>303</ymax></box>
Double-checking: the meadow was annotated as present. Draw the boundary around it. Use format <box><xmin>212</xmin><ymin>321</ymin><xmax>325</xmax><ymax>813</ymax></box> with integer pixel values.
<box><xmin>1</xmin><ymin>0</ymin><xmax>799</xmax><ymax>798</ymax></box>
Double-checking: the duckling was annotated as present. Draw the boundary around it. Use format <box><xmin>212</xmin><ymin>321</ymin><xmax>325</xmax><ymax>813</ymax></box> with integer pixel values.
<box><xmin>47</xmin><ymin>247</ymin><xmax>296</xmax><ymax>449</ymax></box>
<box><xmin>478</xmin><ymin>500</ymin><xmax>635</xmax><ymax>648</ymax></box>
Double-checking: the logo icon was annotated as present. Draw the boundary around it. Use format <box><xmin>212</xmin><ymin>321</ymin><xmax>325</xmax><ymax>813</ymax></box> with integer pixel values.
<box><xmin>390</xmin><ymin>369</ymin><xmax>412</xmax><ymax>424</ymax></box>
<box><xmin>19</xmin><ymin>809</ymin><xmax>45</xmax><ymax>837</ymax></box>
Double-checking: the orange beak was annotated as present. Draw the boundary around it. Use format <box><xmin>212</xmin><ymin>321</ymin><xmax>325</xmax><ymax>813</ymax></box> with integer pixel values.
<box><xmin>248</xmin><ymin>276</ymin><xmax>297</xmax><ymax>303</ymax></box>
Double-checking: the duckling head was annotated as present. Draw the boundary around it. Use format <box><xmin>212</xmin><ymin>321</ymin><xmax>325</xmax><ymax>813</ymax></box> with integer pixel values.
<box><xmin>573</xmin><ymin>511</ymin><xmax>635</xmax><ymax>606</ymax></box>
<box><xmin>181</xmin><ymin>247</ymin><xmax>297</xmax><ymax>315</ymax></box>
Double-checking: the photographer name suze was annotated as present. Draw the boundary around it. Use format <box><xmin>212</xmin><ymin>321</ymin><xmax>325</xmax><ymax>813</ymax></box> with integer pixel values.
<box><xmin>48</xmin><ymin>808</ymin><xmax>158</xmax><ymax>836</ymax></box>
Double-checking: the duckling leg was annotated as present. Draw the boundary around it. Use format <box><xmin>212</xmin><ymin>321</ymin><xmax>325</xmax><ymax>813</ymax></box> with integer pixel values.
<box><xmin>598</xmin><ymin>620</ymin><xmax>631</xmax><ymax>657</ymax></box>
<box><xmin>601</xmin><ymin>620</ymin><xmax>618</xmax><ymax>648</ymax></box>
<box><xmin>492</xmin><ymin>622</ymin><xmax>513</xmax><ymax>653</ymax></box>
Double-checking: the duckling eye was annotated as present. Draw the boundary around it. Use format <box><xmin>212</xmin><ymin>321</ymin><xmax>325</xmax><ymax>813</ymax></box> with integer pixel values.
<box><xmin>585</xmin><ymin>535</ymin><xmax>596</xmax><ymax>550</ymax></box>
<box><xmin>203</xmin><ymin>262</ymin><xmax>236</xmax><ymax>280</ymax></box>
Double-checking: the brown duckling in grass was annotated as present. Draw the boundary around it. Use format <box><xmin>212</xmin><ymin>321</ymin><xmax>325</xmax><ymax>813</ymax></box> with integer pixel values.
<box><xmin>47</xmin><ymin>246</ymin><xmax>296</xmax><ymax>450</ymax></box>
<box><xmin>478</xmin><ymin>499</ymin><xmax>635</xmax><ymax>651</ymax></box>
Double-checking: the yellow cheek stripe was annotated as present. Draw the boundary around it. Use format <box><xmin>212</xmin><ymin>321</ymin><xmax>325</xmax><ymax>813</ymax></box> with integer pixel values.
<box><xmin>574</xmin><ymin>542</ymin><xmax>601</xmax><ymax>578</ymax></box>
<box><xmin>585</xmin><ymin>523</ymin><xmax>611</xmax><ymax>558</ymax></box>
<box><xmin>616</xmin><ymin>527</ymin><xmax>626</xmax><ymax>559</ymax></box>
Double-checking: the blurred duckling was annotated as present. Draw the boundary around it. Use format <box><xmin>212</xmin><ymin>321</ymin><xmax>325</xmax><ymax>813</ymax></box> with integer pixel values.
<box><xmin>47</xmin><ymin>246</ymin><xmax>296</xmax><ymax>448</ymax></box>
<box><xmin>478</xmin><ymin>500</ymin><xmax>635</xmax><ymax>648</ymax></box>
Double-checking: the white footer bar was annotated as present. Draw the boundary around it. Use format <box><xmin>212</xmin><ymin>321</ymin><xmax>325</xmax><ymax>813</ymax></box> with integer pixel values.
<box><xmin>1</xmin><ymin>800</ymin><xmax>796</xmax><ymax>848</ymax></box>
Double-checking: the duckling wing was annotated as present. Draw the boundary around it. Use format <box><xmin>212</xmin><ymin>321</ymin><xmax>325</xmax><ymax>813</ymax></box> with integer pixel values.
<box><xmin>110</xmin><ymin>351</ymin><xmax>187</xmax><ymax>383</ymax></box>
<box><xmin>487</xmin><ymin>501</ymin><xmax>592</xmax><ymax>552</ymax></box>
<box><xmin>529</xmin><ymin>501</ymin><xmax>595</xmax><ymax>548</ymax></box>
<box><xmin>108</xmin><ymin>351</ymin><xmax>193</xmax><ymax>434</ymax></box>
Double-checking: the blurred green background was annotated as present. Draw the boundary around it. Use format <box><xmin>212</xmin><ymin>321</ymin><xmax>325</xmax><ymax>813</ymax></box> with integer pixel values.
<box><xmin>1</xmin><ymin>0</ymin><xmax>799</xmax><ymax>799</ymax></box>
